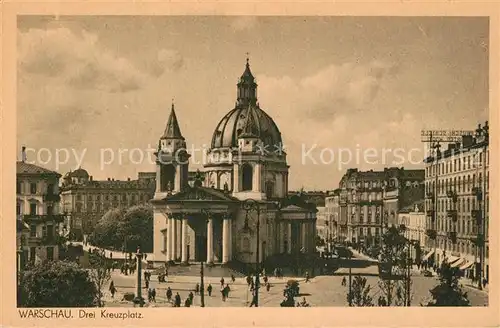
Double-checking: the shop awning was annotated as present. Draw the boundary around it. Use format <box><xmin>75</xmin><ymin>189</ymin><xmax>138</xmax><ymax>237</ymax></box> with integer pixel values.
<box><xmin>459</xmin><ymin>260</ymin><xmax>475</xmax><ymax>270</ymax></box>
<box><xmin>422</xmin><ymin>250</ymin><xmax>435</xmax><ymax>261</ymax></box>
<box><xmin>447</xmin><ymin>255</ymin><xmax>460</xmax><ymax>263</ymax></box>
<box><xmin>450</xmin><ymin>258</ymin><xmax>465</xmax><ymax>268</ymax></box>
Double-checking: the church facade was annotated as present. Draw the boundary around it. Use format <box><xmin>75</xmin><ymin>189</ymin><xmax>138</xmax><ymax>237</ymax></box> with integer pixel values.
<box><xmin>151</xmin><ymin>60</ymin><xmax>317</xmax><ymax>265</ymax></box>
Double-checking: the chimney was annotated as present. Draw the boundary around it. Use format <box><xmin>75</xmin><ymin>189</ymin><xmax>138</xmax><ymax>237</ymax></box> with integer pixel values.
<box><xmin>107</xmin><ymin>178</ymin><xmax>111</xmax><ymax>181</ymax></box>
<box><xmin>462</xmin><ymin>135</ymin><xmax>473</xmax><ymax>148</ymax></box>
<box><xmin>128</xmin><ymin>177</ymin><xmax>131</xmax><ymax>181</ymax></box>
<box><xmin>21</xmin><ymin>146</ymin><xmax>27</xmax><ymax>162</ymax></box>
<box><xmin>90</xmin><ymin>176</ymin><xmax>93</xmax><ymax>181</ymax></box>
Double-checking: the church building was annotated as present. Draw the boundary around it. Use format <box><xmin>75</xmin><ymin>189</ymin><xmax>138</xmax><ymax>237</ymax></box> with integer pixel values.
<box><xmin>151</xmin><ymin>60</ymin><xmax>317</xmax><ymax>265</ymax></box>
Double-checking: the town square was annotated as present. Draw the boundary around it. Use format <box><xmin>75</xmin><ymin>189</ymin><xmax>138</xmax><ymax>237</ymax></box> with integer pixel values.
<box><xmin>13</xmin><ymin>15</ymin><xmax>490</xmax><ymax>308</ymax></box>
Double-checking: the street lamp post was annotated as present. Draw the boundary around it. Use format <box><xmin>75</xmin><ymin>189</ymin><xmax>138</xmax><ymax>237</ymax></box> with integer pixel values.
<box><xmin>134</xmin><ymin>247</ymin><xmax>144</xmax><ymax>307</ymax></box>
<box><xmin>242</xmin><ymin>199</ymin><xmax>261</xmax><ymax>307</ymax></box>
<box><xmin>348</xmin><ymin>253</ymin><xmax>352</xmax><ymax>306</ymax></box>
<box><xmin>200</xmin><ymin>261</ymin><xmax>205</xmax><ymax>307</ymax></box>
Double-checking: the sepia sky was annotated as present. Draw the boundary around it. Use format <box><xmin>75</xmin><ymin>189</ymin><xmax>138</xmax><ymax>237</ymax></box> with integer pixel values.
<box><xmin>17</xmin><ymin>16</ymin><xmax>489</xmax><ymax>190</ymax></box>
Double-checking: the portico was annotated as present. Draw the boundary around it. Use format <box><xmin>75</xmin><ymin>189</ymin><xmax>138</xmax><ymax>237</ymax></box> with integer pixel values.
<box><xmin>152</xmin><ymin>186</ymin><xmax>238</xmax><ymax>264</ymax></box>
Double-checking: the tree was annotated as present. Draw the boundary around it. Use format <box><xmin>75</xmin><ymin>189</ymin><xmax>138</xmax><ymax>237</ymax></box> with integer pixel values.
<box><xmin>89</xmin><ymin>208</ymin><xmax>124</xmax><ymax>249</ymax></box>
<box><xmin>18</xmin><ymin>260</ymin><xmax>97</xmax><ymax>307</ymax></box>
<box><xmin>88</xmin><ymin>249</ymin><xmax>112</xmax><ymax>307</ymax></box>
<box><xmin>377</xmin><ymin>224</ymin><xmax>411</xmax><ymax>306</ymax></box>
<box><xmin>347</xmin><ymin>275</ymin><xmax>374</xmax><ymax>307</ymax></box>
<box><xmin>89</xmin><ymin>205</ymin><xmax>153</xmax><ymax>253</ymax></box>
<box><xmin>117</xmin><ymin>205</ymin><xmax>154</xmax><ymax>253</ymax></box>
<box><xmin>425</xmin><ymin>261</ymin><xmax>470</xmax><ymax>306</ymax></box>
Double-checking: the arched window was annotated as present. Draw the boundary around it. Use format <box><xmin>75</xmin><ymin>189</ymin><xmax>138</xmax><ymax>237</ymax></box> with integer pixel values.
<box><xmin>265</xmin><ymin>181</ymin><xmax>274</xmax><ymax>199</ymax></box>
<box><xmin>458</xmin><ymin>176</ymin><xmax>461</xmax><ymax>192</ymax></box>
<box><xmin>160</xmin><ymin>164</ymin><xmax>175</xmax><ymax>191</ymax></box>
<box><xmin>241</xmin><ymin>163</ymin><xmax>253</xmax><ymax>191</ymax></box>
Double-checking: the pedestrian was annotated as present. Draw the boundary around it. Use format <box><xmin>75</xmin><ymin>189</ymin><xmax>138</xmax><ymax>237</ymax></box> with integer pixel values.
<box><xmin>220</xmin><ymin>277</ymin><xmax>225</xmax><ymax>287</ymax></box>
<box><xmin>249</xmin><ymin>290</ymin><xmax>258</xmax><ymax>307</ymax></box>
<box><xmin>266</xmin><ymin>282</ymin><xmax>271</xmax><ymax>292</ymax></box>
<box><xmin>224</xmin><ymin>284</ymin><xmax>231</xmax><ymax>299</ymax></box>
<box><xmin>231</xmin><ymin>274</ymin><xmax>236</xmax><ymax>283</ymax></box>
<box><xmin>221</xmin><ymin>285</ymin><xmax>226</xmax><ymax>301</ymax></box>
<box><xmin>145</xmin><ymin>279</ymin><xmax>149</xmax><ymax>289</ymax></box>
<box><xmin>166</xmin><ymin>287</ymin><xmax>172</xmax><ymax>302</ymax></box>
<box><xmin>274</xmin><ymin>268</ymin><xmax>278</xmax><ymax>278</ymax></box>
<box><xmin>109</xmin><ymin>281</ymin><xmax>116</xmax><ymax>298</ymax></box>
<box><xmin>305</xmin><ymin>271</ymin><xmax>310</xmax><ymax>283</ymax></box>
<box><xmin>195</xmin><ymin>283</ymin><xmax>200</xmax><ymax>295</ymax></box>
<box><xmin>151</xmin><ymin>288</ymin><xmax>156</xmax><ymax>302</ymax></box>
<box><xmin>263</xmin><ymin>275</ymin><xmax>268</xmax><ymax>285</ymax></box>
<box><xmin>174</xmin><ymin>292</ymin><xmax>181</xmax><ymax>307</ymax></box>
<box><xmin>207</xmin><ymin>284</ymin><xmax>213</xmax><ymax>296</ymax></box>
<box><xmin>188</xmin><ymin>291</ymin><xmax>194</xmax><ymax>304</ymax></box>
<box><xmin>147</xmin><ymin>288</ymin><xmax>152</xmax><ymax>302</ymax></box>
<box><xmin>184</xmin><ymin>298</ymin><xmax>191</xmax><ymax>307</ymax></box>
<box><xmin>246</xmin><ymin>275</ymin><xmax>252</xmax><ymax>286</ymax></box>
<box><xmin>342</xmin><ymin>277</ymin><xmax>346</xmax><ymax>286</ymax></box>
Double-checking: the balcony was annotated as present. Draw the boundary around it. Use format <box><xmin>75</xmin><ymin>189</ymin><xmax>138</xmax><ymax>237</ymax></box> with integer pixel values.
<box><xmin>23</xmin><ymin>214</ymin><xmax>65</xmax><ymax>223</ymax></box>
<box><xmin>43</xmin><ymin>193</ymin><xmax>61</xmax><ymax>202</ymax></box>
<box><xmin>357</xmin><ymin>200</ymin><xmax>383</xmax><ymax>206</ymax></box>
<box><xmin>447</xmin><ymin>231</ymin><xmax>457</xmax><ymax>244</ymax></box>
<box><xmin>425</xmin><ymin>192</ymin><xmax>434</xmax><ymax>199</ymax></box>
<box><xmin>470</xmin><ymin>234</ymin><xmax>485</xmax><ymax>247</ymax></box>
<box><xmin>446</xmin><ymin>190</ymin><xmax>458</xmax><ymax>202</ymax></box>
<box><xmin>471</xmin><ymin>210</ymin><xmax>482</xmax><ymax>224</ymax></box>
<box><xmin>446</xmin><ymin>210</ymin><xmax>458</xmax><ymax>222</ymax></box>
<box><xmin>471</xmin><ymin>187</ymin><xmax>483</xmax><ymax>201</ymax></box>
<box><xmin>426</xmin><ymin>229</ymin><xmax>437</xmax><ymax>240</ymax></box>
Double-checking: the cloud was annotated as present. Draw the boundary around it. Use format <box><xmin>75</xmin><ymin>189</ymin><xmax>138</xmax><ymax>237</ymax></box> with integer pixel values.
<box><xmin>147</xmin><ymin>49</ymin><xmax>184</xmax><ymax>77</ymax></box>
<box><xmin>230</xmin><ymin>16</ymin><xmax>258</xmax><ymax>31</ymax></box>
<box><xmin>19</xmin><ymin>27</ymin><xmax>156</xmax><ymax>93</ymax></box>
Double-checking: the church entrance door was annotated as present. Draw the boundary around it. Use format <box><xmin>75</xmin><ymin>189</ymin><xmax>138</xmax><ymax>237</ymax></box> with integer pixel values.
<box><xmin>195</xmin><ymin>235</ymin><xmax>207</xmax><ymax>262</ymax></box>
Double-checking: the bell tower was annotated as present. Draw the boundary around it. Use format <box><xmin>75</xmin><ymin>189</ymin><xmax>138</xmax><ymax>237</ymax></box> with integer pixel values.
<box><xmin>154</xmin><ymin>101</ymin><xmax>190</xmax><ymax>198</ymax></box>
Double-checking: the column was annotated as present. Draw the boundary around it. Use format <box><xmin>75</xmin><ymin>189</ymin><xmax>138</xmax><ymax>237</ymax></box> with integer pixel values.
<box><xmin>172</xmin><ymin>218</ymin><xmax>177</xmax><ymax>261</ymax></box>
<box><xmin>207</xmin><ymin>217</ymin><xmax>214</xmax><ymax>264</ymax></box>
<box><xmin>279</xmin><ymin>222</ymin><xmax>284</xmax><ymax>253</ymax></box>
<box><xmin>166</xmin><ymin>217</ymin><xmax>172</xmax><ymax>261</ymax></box>
<box><xmin>253</xmin><ymin>163</ymin><xmax>261</xmax><ymax>192</ymax></box>
<box><xmin>222</xmin><ymin>218</ymin><xmax>230</xmax><ymax>263</ymax></box>
<box><xmin>155</xmin><ymin>165</ymin><xmax>161</xmax><ymax>192</ymax></box>
<box><xmin>301</xmin><ymin>222</ymin><xmax>306</xmax><ymax>251</ymax></box>
<box><xmin>233</xmin><ymin>164</ymin><xmax>240</xmax><ymax>192</ymax></box>
<box><xmin>288</xmin><ymin>223</ymin><xmax>292</xmax><ymax>254</ymax></box>
<box><xmin>181</xmin><ymin>217</ymin><xmax>188</xmax><ymax>263</ymax></box>
<box><xmin>228</xmin><ymin>218</ymin><xmax>233</xmax><ymax>259</ymax></box>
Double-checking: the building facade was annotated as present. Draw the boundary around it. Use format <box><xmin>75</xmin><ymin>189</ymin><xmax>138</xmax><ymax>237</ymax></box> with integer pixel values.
<box><xmin>60</xmin><ymin>169</ymin><xmax>156</xmax><ymax>239</ymax></box>
<box><xmin>152</xmin><ymin>60</ymin><xmax>317</xmax><ymax>265</ymax></box>
<box><xmin>16</xmin><ymin>156</ymin><xmax>64</xmax><ymax>264</ymax></box>
<box><xmin>397</xmin><ymin>201</ymin><xmax>425</xmax><ymax>261</ymax></box>
<box><xmin>324</xmin><ymin>189</ymin><xmax>341</xmax><ymax>244</ymax></box>
<box><xmin>315</xmin><ymin>206</ymin><xmax>327</xmax><ymax>241</ymax></box>
<box><xmin>423</xmin><ymin>122</ymin><xmax>489</xmax><ymax>283</ymax></box>
<box><xmin>336</xmin><ymin>167</ymin><xmax>424</xmax><ymax>246</ymax></box>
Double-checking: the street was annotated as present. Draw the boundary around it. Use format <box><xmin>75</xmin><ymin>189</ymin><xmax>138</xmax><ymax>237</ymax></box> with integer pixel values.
<box><xmin>102</xmin><ymin>256</ymin><xmax>488</xmax><ymax>307</ymax></box>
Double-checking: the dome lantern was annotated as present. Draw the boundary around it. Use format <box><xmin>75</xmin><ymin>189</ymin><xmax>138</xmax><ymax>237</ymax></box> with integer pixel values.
<box><xmin>236</xmin><ymin>57</ymin><xmax>258</xmax><ymax>107</ymax></box>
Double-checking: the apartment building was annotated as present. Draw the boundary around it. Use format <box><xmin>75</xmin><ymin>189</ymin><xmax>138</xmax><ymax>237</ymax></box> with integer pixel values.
<box><xmin>423</xmin><ymin>122</ymin><xmax>489</xmax><ymax>283</ymax></box>
<box><xmin>16</xmin><ymin>155</ymin><xmax>64</xmax><ymax>265</ymax></box>
<box><xmin>335</xmin><ymin>167</ymin><xmax>425</xmax><ymax>246</ymax></box>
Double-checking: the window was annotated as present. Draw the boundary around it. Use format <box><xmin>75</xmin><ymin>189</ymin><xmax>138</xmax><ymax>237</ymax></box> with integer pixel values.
<box><xmin>17</xmin><ymin>181</ymin><xmax>21</xmax><ymax>194</ymax></box>
<box><xmin>122</xmin><ymin>194</ymin><xmax>127</xmax><ymax>201</ymax></box>
<box><xmin>47</xmin><ymin>205</ymin><xmax>53</xmax><ymax>215</ymax></box>
<box><xmin>30</xmin><ymin>183</ymin><xmax>37</xmax><ymax>194</ymax></box>
<box><xmin>114</xmin><ymin>195</ymin><xmax>118</xmax><ymax>201</ymax></box>
<box><xmin>16</xmin><ymin>203</ymin><xmax>21</xmax><ymax>215</ymax></box>
<box><xmin>241</xmin><ymin>163</ymin><xmax>253</xmax><ymax>191</ymax></box>
<box><xmin>29</xmin><ymin>203</ymin><xmax>37</xmax><ymax>215</ymax></box>
<box><xmin>47</xmin><ymin>225</ymin><xmax>53</xmax><ymax>239</ymax></box>
<box><xmin>30</xmin><ymin>247</ymin><xmax>36</xmax><ymax>263</ymax></box>
<box><xmin>77</xmin><ymin>194</ymin><xmax>82</xmax><ymax>201</ymax></box>
<box><xmin>105</xmin><ymin>195</ymin><xmax>109</xmax><ymax>201</ymax></box>
<box><xmin>46</xmin><ymin>247</ymin><xmax>54</xmax><ymax>261</ymax></box>
<box><xmin>30</xmin><ymin>224</ymin><xmax>37</xmax><ymax>237</ymax></box>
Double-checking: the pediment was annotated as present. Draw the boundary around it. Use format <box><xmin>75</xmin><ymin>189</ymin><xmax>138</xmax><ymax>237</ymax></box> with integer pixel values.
<box><xmin>164</xmin><ymin>186</ymin><xmax>237</xmax><ymax>202</ymax></box>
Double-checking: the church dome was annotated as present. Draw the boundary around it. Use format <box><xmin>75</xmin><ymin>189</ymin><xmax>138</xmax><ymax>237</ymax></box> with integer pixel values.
<box><xmin>211</xmin><ymin>105</ymin><xmax>283</xmax><ymax>149</ymax></box>
<box><xmin>210</xmin><ymin>59</ymin><xmax>283</xmax><ymax>149</ymax></box>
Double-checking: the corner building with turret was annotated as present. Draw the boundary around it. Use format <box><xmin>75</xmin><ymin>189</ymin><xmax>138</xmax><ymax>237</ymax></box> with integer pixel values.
<box><xmin>151</xmin><ymin>60</ymin><xmax>317</xmax><ymax>266</ymax></box>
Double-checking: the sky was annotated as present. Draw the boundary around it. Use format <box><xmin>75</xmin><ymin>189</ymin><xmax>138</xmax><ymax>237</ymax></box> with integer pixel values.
<box><xmin>17</xmin><ymin>16</ymin><xmax>489</xmax><ymax>190</ymax></box>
